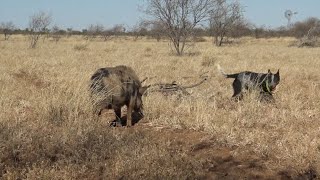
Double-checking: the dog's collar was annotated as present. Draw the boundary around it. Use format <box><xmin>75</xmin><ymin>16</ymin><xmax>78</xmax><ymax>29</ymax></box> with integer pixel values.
<box><xmin>266</xmin><ymin>81</ymin><xmax>272</xmax><ymax>94</ymax></box>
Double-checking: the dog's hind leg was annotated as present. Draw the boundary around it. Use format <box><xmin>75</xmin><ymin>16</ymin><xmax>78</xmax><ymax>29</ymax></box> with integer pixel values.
<box><xmin>232</xmin><ymin>79</ymin><xmax>242</xmax><ymax>98</ymax></box>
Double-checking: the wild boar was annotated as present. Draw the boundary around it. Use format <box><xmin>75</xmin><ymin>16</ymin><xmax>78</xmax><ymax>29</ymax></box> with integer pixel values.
<box><xmin>89</xmin><ymin>65</ymin><xmax>148</xmax><ymax>127</ymax></box>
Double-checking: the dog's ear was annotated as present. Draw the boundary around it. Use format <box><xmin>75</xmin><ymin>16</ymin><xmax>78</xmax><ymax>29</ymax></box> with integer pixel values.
<box><xmin>276</xmin><ymin>69</ymin><xmax>279</xmax><ymax>75</ymax></box>
<box><xmin>268</xmin><ymin>69</ymin><xmax>271</xmax><ymax>74</ymax></box>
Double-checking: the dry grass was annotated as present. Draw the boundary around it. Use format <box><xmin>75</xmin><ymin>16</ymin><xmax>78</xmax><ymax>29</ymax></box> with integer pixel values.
<box><xmin>0</xmin><ymin>35</ymin><xmax>320</xmax><ymax>178</ymax></box>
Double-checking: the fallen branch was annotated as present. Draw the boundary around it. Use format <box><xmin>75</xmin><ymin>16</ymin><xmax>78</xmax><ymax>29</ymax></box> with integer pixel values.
<box><xmin>147</xmin><ymin>77</ymin><xmax>207</xmax><ymax>95</ymax></box>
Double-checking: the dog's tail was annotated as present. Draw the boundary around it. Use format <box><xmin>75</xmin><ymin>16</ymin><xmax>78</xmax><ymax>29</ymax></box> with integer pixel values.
<box><xmin>217</xmin><ymin>64</ymin><xmax>238</xmax><ymax>79</ymax></box>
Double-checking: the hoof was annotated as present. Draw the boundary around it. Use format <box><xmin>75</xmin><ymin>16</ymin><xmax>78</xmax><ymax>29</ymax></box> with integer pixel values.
<box><xmin>109</xmin><ymin>121</ymin><xmax>122</xmax><ymax>127</ymax></box>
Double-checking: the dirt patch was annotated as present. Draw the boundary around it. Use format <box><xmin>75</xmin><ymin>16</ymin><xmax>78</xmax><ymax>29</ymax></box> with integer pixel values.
<box><xmin>96</xmin><ymin>109</ymin><xmax>319</xmax><ymax>179</ymax></box>
<box><xmin>11</xmin><ymin>70</ymin><xmax>50</xmax><ymax>89</ymax></box>
<box><xmin>129</xmin><ymin>120</ymin><xmax>317</xmax><ymax>179</ymax></box>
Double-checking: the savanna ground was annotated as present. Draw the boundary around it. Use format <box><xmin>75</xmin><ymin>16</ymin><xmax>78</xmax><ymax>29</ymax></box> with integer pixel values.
<box><xmin>0</xmin><ymin>35</ymin><xmax>319</xmax><ymax>179</ymax></box>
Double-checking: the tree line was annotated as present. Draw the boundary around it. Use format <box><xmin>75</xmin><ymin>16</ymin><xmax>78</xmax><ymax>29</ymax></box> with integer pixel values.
<box><xmin>1</xmin><ymin>0</ymin><xmax>319</xmax><ymax>53</ymax></box>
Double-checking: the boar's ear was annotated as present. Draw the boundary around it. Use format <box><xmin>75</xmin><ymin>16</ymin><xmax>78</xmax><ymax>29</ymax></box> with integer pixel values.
<box><xmin>139</xmin><ymin>85</ymin><xmax>150</xmax><ymax>95</ymax></box>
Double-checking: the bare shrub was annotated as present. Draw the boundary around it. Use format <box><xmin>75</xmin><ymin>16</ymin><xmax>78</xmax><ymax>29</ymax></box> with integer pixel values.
<box><xmin>50</xmin><ymin>25</ymin><xmax>63</xmax><ymax>43</ymax></box>
<box><xmin>131</xmin><ymin>21</ymin><xmax>149</xmax><ymax>40</ymax></box>
<box><xmin>291</xmin><ymin>17</ymin><xmax>320</xmax><ymax>38</ymax></box>
<box><xmin>291</xmin><ymin>17</ymin><xmax>320</xmax><ymax>47</ymax></box>
<box><xmin>144</xmin><ymin>0</ymin><xmax>214</xmax><ymax>55</ymax></box>
<box><xmin>74</xmin><ymin>43</ymin><xmax>89</xmax><ymax>51</ymax></box>
<box><xmin>0</xmin><ymin>21</ymin><xmax>15</xmax><ymax>40</ymax></box>
<box><xmin>28</xmin><ymin>11</ymin><xmax>52</xmax><ymax>48</ymax></box>
<box><xmin>208</xmin><ymin>0</ymin><xmax>244</xmax><ymax>46</ymax></box>
<box><xmin>86</xmin><ymin>24</ymin><xmax>104</xmax><ymax>40</ymax></box>
<box><xmin>298</xmin><ymin>36</ymin><xmax>319</xmax><ymax>47</ymax></box>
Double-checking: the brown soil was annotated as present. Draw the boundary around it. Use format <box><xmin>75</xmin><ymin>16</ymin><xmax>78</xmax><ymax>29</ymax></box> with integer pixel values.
<box><xmin>128</xmin><ymin>119</ymin><xmax>316</xmax><ymax>179</ymax></box>
<box><xmin>97</xmin><ymin>109</ymin><xmax>318</xmax><ymax>179</ymax></box>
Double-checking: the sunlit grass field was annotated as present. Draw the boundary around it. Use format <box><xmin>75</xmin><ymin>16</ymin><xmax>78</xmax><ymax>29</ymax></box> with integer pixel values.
<box><xmin>0</xmin><ymin>35</ymin><xmax>319</xmax><ymax>178</ymax></box>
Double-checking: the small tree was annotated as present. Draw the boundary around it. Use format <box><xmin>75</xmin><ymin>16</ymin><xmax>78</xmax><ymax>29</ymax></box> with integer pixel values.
<box><xmin>101</xmin><ymin>29</ymin><xmax>113</xmax><ymax>41</ymax></box>
<box><xmin>294</xmin><ymin>18</ymin><xmax>320</xmax><ymax>47</ymax></box>
<box><xmin>111</xmin><ymin>24</ymin><xmax>126</xmax><ymax>37</ymax></box>
<box><xmin>0</xmin><ymin>21</ymin><xmax>15</xmax><ymax>40</ymax></box>
<box><xmin>28</xmin><ymin>11</ymin><xmax>52</xmax><ymax>48</ymax></box>
<box><xmin>66</xmin><ymin>28</ymin><xmax>73</xmax><ymax>37</ymax></box>
<box><xmin>145</xmin><ymin>0</ymin><xmax>214</xmax><ymax>55</ymax></box>
<box><xmin>131</xmin><ymin>21</ymin><xmax>149</xmax><ymax>40</ymax></box>
<box><xmin>50</xmin><ymin>25</ymin><xmax>63</xmax><ymax>43</ymax></box>
<box><xmin>148</xmin><ymin>20</ymin><xmax>166</xmax><ymax>41</ymax></box>
<box><xmin>86</xmin><ymin>24</ymin><xmax>104</xmax><ymax>40</ymax></box>
<box><xmin>291</xmin><ymin>17</ymin><xmax>320</xmax><ymax>38</ymax></box>
<box><xmin>209</xmin><ymin>0</ymin><xmax>243</xmax><ymax>46</ymax></box>
<box><xmin>229</xmin><ymin>19</ymin><xmax>252</xmax><ymax>39</ymax></box>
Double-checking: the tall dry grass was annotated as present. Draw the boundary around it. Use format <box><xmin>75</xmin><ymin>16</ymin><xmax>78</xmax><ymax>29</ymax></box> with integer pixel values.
<box><xmin>0</xmin><ymin>35</ymin><xmax>319</xmax><ymax>178</ymax></box>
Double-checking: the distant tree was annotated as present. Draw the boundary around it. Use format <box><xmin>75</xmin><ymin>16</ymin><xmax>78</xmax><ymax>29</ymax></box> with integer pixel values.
<box><xmin>86</xmin><ymin>24</ymin><xmax>104</xmax><ymax>39</ymax></box>
<box><xmin>253</xmin><ymin>26</ymin><xmax>266</xmax><ymax>39</ymax></box>
<box><xmin>209</xmin><ymin>0</ymin><xmax>243</xmax><ymax>46</ymax></box>
<box><xmin>149</xmin><ymin>20</ymin><xmax>166</xmax><ymax>41</ymax></box>
<box><xmin>28</xmin><ymin>11</ymin><xmax>52</xmax><ymax>48</ymax></box>
<box><xmin>50</xmin><ymin>25</ymin><xmax>63</xmax><ymax>43</ymax></box>
<box><xmin>131</xmin><ymin>21</ymin><xmax>149</xmax><ymax>40</ymax></box>
<box><xmin>42</xmin><ymin>27</ymin><xmax>51</xmax><ymax>42</ymax></box>
<box><xmin>144</xmin><ymin>0</ymin><xmax>214</xmax><ymax>55</ymax></box>
<box><xmin>291</xmin><ymin>17</ymin><xmax>320</xmax><ymax>38</ymax></box>
<box><xmin>66</xmin><ymin>28</ymin><xmax>73</xmax><ymax>37</ymax></box>
<box><xmin>82</xmin><ymin>29</ymin><xmax>88</xmax><ymax>35</ymax></box>
<box><xmin>229</xmin><ymin>19</ymin><xmax>252</xmax><ymax>38</ymax></box>
<box><xmin>0</xmin><ymin>21</ymin><xmax>16</xmax><ymax>40</ymax></box>
<box><xmin>101</xmin><ymin>29</ymin><xmax>113</xmax><ymax>41</ymax></box>
<box><xmin>110</xmin><ymin>24</ymin><xmax>126</xmax><ymax>36</ymax></box>
<box><xmin>291</xmin><ymin>17</ymin><xmax>320</xmax><ymax>47</ymax></box>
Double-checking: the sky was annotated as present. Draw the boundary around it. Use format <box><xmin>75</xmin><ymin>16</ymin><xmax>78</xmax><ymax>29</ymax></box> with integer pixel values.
<box><xmin>0</xmin><ymin>0</ymin><xmax>319</xmax><ymax>30</ymax></box>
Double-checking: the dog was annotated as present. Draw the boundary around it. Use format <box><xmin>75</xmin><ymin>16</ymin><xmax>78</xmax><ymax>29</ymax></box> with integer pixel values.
<box><xmin>217</xmin><ymin>64</ymin><xmax>280</xmax><ymax>101</ymax></box>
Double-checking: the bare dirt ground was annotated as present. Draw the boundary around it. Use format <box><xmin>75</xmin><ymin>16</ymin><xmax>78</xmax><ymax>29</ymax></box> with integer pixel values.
<box><xmin>103</xmin><ymin>111</ymin><xmax>317</xmax><ymax>180</ymax></box>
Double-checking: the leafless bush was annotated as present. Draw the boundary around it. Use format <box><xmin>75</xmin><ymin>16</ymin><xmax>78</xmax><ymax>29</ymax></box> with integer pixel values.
<box><xmin>298</xmin><ymin>36</ymin><xmax>318</xmax><ymax>47</ymax></box>
<box><xmin>291</xmin><ymin>17</ymin><xmax>320</xmax><ymax>38</ymax></box>
<box><xmin>110</xmin><ymin>24</ymin><xmax>126</xmax><ymax>36</ymax></box>
<box><xmin>209</xmin><ymin>0</ymin><xmax>244</xmax><ymax>46</ymax></box>
<box><xmin>0</xmin><ymin>21</ymin><xmax>15</xmax><ymax>40</ymax></box>
<box><xmin>144</xmin><ymin>0</ymin><xmax>214</xmax><ymax>55</ymax></box>
<box><xmin>50</xmin><ymin>25</ymin><xmax>63</xmax><ymax>43</ymax></box>
<box><xmin>86</xmin><ymin>24</ymin><xmax>104</xmax><ymax>40</ymax></box>
<box><xmin>28</xmin><ymin>11</ymin><xmax>52</xmax><ymax>48</ymax></box>
<box><xmin>297</xmin><ymin>28</ymin><xmax>320</xmax><ymax>48</ymax></box>
<box><xmin>101</xmin><ymin>24</ymin><xmax>126</xmax><ymax>41</ymax></box>
<box><xmin>66</xmin><ymin>28</ymin><xmax>73</xmax><ymax>37</ymax></box>
<box><xmin>74</xmin><ymin>43</ymin><xmax>89</xmax><ymax>51</ymax></box>
<box><xmin>290</xmin><ymin>17</ymin><xmax>320</xmax><ymax>47</ymax></box>
<box><xmin>101</xmin><ymin>30</ymin><xmax>113</xmax><ymax>41</ymax></box>
<box><xmin>131</xmin><ymin>21</ymin><xmax>149</xmax><ymax>40</ymax></box>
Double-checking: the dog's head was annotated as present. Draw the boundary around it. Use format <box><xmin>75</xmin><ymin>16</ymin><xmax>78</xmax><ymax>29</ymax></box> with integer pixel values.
<box><xmin>266</xmin><ymin>69</ymin><xmax>280</xmax><ymax>92</ymax></box>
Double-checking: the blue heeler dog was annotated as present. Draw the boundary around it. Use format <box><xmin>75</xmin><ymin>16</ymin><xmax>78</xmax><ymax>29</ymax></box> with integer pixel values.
<box><xmin>217</xmin><ymin>65</ymin><xmax>280</xmax><ymax>101</ymax></box>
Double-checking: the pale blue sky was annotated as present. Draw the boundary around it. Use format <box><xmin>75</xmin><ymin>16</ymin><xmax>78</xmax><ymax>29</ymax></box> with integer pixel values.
<box><xmin>0</xmin><ymin>0</ymin><xmax>319</xmax><ymax>30</ymax></box>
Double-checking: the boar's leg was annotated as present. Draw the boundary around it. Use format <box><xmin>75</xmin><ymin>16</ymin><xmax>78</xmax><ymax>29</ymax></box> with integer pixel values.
<box><xmin>126</xmin><ymin>91</ymin><xmax>137</xmax><ymax>127</ymax></box>
<box><xmin>114</xmin><ymin>107</ymin><xmax>122</xmax><ymax>126</ymax></box>
<box><xmin>126</xmin><ymin>105</ymin><xmax>133</xmax><ymax>127</ymax></box>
